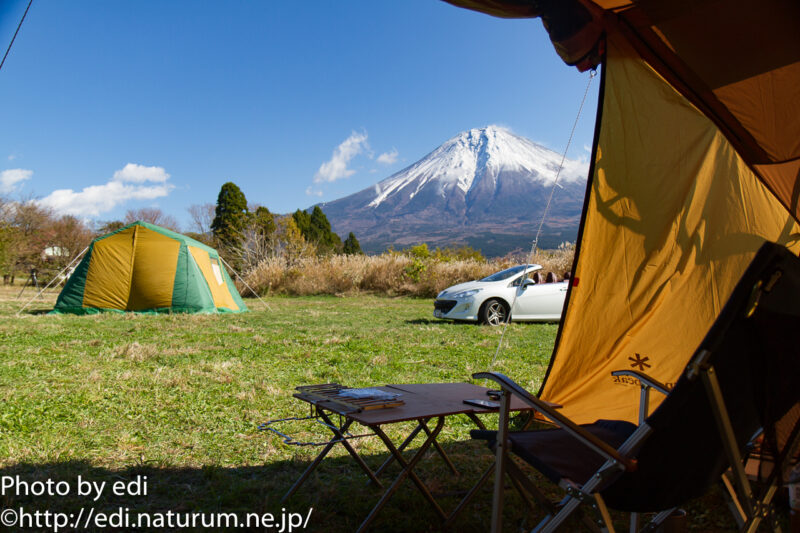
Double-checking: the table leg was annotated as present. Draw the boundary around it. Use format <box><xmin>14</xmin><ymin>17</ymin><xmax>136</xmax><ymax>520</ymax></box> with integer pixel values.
<box><xmin>371</xmin><ymin>421</ymin><xmax>426</xmax><ymax>480</ymax></box>
<box><xmin>373</xmin><ymin>418</ymin><xmax>459</xmax><ymax>479</ymax></box>
<box><xmin>281</xmin><ymin>417</ymin><xmax>356</xmax><ymax>502</ymax></box>
<box><xmin>357</xmin><ymin>417</ymin><xmax>447</xmax><ymax>532</ymax></box>
<box><xmin>420</xmin><ymin>418</ymin><xmax>458</xmax><ymax>475</ymax></box>
<box><xmin>282</xmin><ymin>412</ymin><xmax>384</xmax><ymax>502</ymax></box>
<box><xmin>444</xmin><ymin>411</ymin><xmax>531</xmax><ymax>528</ymax></box>
<box><xmin>317</xmin><ymin>410</ymin><xmax>383</xmax><ymax>489</ymax></box>
<box><xmin>444</xmin><ymin>462</ymin><xmax>494</xmax><ymax>529</ymax></box>
<box><xmin>466</xmin><ymin>412</ymin><xmax>487</xmax><ymax>430</ymax></box>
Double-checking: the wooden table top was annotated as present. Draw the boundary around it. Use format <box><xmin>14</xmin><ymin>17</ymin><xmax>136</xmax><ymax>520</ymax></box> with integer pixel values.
<box><xmin>294</xmin><ymin>382</ymin><xmax>539</xmax><ymax>426</ymax></box>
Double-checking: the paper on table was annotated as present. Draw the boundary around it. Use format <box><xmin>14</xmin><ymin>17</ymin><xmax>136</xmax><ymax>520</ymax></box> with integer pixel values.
<box><xmin>338</xmin><ymin>388</ymin><xmax>401</xmax><ymax>400</ymax></box>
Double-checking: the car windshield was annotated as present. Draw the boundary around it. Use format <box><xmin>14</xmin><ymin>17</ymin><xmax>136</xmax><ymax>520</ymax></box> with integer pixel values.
<box><xmin>480</xmin><ymin>265</ymin><xmax>533</xmax><ymax>282</ymax></box>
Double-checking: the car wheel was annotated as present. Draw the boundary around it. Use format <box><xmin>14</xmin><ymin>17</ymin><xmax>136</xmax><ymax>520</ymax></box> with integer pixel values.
<box><xmin>480</xmin><ymin>298</ymin><xmax>509</xmax><ymax>326</ymax></box>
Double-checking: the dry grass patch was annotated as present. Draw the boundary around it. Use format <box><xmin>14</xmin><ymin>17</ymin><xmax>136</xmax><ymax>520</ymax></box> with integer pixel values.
<box><xmin>243</xmin><ymin>247</ymin><xmax>575</xmax><ymax>298</ymax></box>
<box><xmin>113</xmin><ymin>342</ymin><xmax>160</xmax><ymax>361</ymax></box>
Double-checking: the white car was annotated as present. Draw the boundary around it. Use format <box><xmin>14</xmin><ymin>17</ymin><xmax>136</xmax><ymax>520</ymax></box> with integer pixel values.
<box><xmin>433</xmin><ymin>264</ymin><xmax>568</xmax><ymax>325</ymax></box>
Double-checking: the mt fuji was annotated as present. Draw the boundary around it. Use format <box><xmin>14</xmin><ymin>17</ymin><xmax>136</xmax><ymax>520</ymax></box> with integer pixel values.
<box><xmin>319</xmin><ymin>126</ymin><xmax>589</xmax><ymax>256</ymax></box>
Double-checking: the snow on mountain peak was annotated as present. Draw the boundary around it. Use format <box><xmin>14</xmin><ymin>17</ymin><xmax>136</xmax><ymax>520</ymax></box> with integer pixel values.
<box><xmin>368</xmin><ymin>126</ymin><xmax>588</xmax><ymax>208</ymax></box>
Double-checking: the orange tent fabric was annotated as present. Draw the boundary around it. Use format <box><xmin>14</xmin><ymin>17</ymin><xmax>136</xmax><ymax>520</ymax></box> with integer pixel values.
<box><xmin>444</xmin><ymin>0</ymin><xmax>800</xmax><ymax>423</ymax></box>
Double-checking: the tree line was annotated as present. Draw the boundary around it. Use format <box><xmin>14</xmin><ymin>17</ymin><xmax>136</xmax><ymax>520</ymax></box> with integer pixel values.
<box><xmin>0</xmin><ymin>182</ymin><xmax>362</xmax><ymax>284</ymax></box>
<box><xmin>208</xmin><ymin>181</ymin><xmax>362</xmax><ymax>271</ymax></box>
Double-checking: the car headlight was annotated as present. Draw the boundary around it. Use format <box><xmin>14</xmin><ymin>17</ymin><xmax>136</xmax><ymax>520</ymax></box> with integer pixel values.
<box><xmin>451</xmin><ymin>288</ymin><xmax>482</xmax><ymax>300</ymax></box>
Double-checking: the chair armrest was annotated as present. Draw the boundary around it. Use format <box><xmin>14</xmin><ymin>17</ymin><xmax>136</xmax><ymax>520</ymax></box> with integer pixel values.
<box><xmin>473</xmin><ymin>371</ymin><xmax>636</xmax><ymax>471</ymax></box>
<box><xmin>611</xmin><ymin>370</ymin><xmax>671</xmax><ymax>396</ymax></box>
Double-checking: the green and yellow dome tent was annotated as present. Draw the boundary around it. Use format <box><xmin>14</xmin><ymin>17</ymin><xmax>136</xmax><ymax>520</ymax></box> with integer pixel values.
<box><xmin>52</xmin><ymin>221</ymin><xmax>247</xmax><ymax>314</ymax></box>
<box><xmin>445</xmin><ymin>0</ymin><xmax>800</xmax><ymax>424</ymax></box>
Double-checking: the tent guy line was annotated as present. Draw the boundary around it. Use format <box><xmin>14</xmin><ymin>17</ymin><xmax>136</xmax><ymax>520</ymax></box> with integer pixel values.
<box><xmin>489</xmin><ymin>69</ymin><xmax>596</xmax><ymax>372</ymax></box>
<box><xmin>0</xmin><ymin>0</ymin><xmax>33</xmax><ymax>73</ymax></box>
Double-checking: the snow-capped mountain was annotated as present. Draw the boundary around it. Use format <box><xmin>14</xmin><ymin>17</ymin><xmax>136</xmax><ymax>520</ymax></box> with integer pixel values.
<box><xmin>320</xmin><ymin>126</ymin><xmax>589</xmax><ymax>256</ymax></box>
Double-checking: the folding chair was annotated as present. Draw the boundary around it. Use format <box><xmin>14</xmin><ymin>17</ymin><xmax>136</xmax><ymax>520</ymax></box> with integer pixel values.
<box><xmin>474</xmin><ymin>241</ymin><xmax>800</xmax><ymax>532</ymax></box>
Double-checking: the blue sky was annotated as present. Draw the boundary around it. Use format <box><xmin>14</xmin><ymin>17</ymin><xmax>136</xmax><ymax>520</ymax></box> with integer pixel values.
<box><xmin>0</xmin><ymin>0</ymin><xmax>598</xmax><ymax>229</ymax></box>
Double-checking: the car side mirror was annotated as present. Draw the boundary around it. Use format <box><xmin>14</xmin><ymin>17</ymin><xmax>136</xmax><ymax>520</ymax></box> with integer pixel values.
<box><xmin>521</xmin><ymin>279</ymin><xmax>536</xmax><ymax>288</ymax></box>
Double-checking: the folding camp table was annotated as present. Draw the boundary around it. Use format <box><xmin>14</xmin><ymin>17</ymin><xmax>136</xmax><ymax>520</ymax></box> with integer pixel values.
<box><xmin>271</xmin><ymin>382</ymin><xmax>538</xmax><ymax>532</ymax></box>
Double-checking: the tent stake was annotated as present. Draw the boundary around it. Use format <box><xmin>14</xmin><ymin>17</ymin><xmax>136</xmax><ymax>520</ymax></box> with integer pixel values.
<box><xmin>219</xmin><ymin>256</ymin><xmax>272</xmax><ymax>311</ymax></box>
<box><xmin>16</xmin><ymin>245</ymin><xmax>89</xmax><ymax>316</ymax></box>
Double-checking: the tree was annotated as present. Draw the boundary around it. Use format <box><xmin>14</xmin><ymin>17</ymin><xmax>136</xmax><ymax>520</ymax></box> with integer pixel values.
<box><xmin>187</xmin><ymin>203</ymin><xmax>215</xmax><ymax>236</ymax></box>
<box><xmin>0</xmin><ymin>221</ymin><xmax>21</xmax><ymax>283</ymax></box>
<box><xmin>273</xmin><ymin>216</ymin><xmax>316</xmax><ymax>263</ymax></box>
<box><xmin>124</xmin><ymin>207</ymin><xmax>180</xmax><ymax>231</ymax></box>
<box><xmin>10</xmin><ymin>201</ymin><xmax>54</xmax><ymax>272</ymax></box>
<box><xmin>48</xmin><ymin>215</ymin><xmax>94</xmax><ymax>269</ymax></box>
<box><xmin>293</xmin><ymin>206</ymin><xmax>342</xmax><ymax>254</ymax></box>
<box><xmin>0</xmin><ymin>197</ymin><xmax>21</xmax><ymax>282</ymax></box>
<box><xmin>211</xmin><ymin>182</ymin><xmax>248</xmax><ymax>250</ymax></box>
<box><xmin>97</xmin><ymin>220</ymin><xmax>125</xmax><ymax>234</ymax></box>
<box><xmin>0</xmin><ymin>201</ymin><xmax>92</xmax><ymax>283</ymax></box>
<box><xmin>292</xmin><ymin>209</ymin><xmax>312</xmax><ymax>238</ymax></box>
<box><xmin>253</xmin><ymin>206</ymin><xmax>276</xmax><ymax>238</ymax></box>
<box><xmin>183</xmin><ymin>231</ymin><xmax>213</xmax><ymax>246</ymax></box>
<box><xmin>408</xmin><ymin>243</ymin><xmax>430</xmax><ymax>259</ymax></box>
<box><xmin>233</xmin><ymin>206</ymin><xmax>278</xmax><ymax>271</ymax></box>
<box><xmin>342</xmin><ymin>232</ymin><xmax>363</xmax><ymax>255</ymax></box>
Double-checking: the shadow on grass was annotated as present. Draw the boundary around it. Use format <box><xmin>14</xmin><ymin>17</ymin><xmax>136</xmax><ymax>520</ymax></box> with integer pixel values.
<box><xmin>0</xmin><ymin>439</ymin><xmax>759</xmax><ymax>532</ymax></box>
<box><xmin>21</xmin><ymin>308</ymin><xmax>52</xmax><ymax>315</ymax></box>
<box><xmin>405</xmin><ymin>318</ymin><xmax>549</xmax><ymax>328</ymax></box>
<box><xmin>0</xmin><ymin>441</ymin><xmax>513</xmax><ymax>533</ymax></box>
<box><xmin>404</xmin><ymin>319</ymin><xmax>475</xmax><ymax>326</ymax></box>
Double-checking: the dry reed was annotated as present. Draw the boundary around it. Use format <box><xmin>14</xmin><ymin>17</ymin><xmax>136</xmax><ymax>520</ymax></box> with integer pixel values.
<box><xmin>242</xmin><ymin>245</ymin><xmax>575</xmax><ymax>298</ymax></box>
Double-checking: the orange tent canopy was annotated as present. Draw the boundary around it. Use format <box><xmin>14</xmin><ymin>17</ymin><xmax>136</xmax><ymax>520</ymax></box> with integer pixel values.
<box><xmin>444</xmin><ymin>0</ymin><xmax>800</xmax><ymax>423</ymax></box>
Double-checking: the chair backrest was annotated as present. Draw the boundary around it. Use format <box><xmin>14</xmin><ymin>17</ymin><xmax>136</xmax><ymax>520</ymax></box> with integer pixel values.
<box><xmin>601</xmin><ymin>242</ymin><xmax>800</xmax><ymax>512</ymax></box>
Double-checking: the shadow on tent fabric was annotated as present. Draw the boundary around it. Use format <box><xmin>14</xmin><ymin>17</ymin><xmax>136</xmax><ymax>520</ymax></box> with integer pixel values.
<box><xmin>472</xmin><ymin>241</ymin><xmax>800</xmax><ymax>532</ymax></box>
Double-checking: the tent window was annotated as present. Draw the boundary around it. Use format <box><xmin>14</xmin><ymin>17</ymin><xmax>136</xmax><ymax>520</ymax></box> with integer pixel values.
<box><xmin>211</xmin><ymin>261</ymin><xmax>224</xmax><ymax>286</ymax></box>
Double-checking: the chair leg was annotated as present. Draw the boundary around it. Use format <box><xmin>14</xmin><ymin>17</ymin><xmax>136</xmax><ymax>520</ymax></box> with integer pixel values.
<box><xmin>629</xmin><ymin>512</ymin><xmax>639</xmax><ymax>533</ymax></box>
<box><xmin>592</xmin><ymin>493</ymin><xmax>616</xmax><ymax>533</ymax></box>
<box><xmin>533</xmin><ymin>493</ymin><xmax>585</xmax><ymax>533</ymax></box>
<box><xmin>720</xmin><ymin>472</ymin><xmax>747</xmax><ymax>528</ymax></box>
<box><xmin>641</xmin><ymin>508</ymin><xmax>675</xmax><ymax>532</ymax></box>
<box><xmin>505</xmin><ymin>458</ymin><xmax>556</xmax><ymax>515</ymax></box>
<box><xmin>491</xmin><ymin>390</ymin><xmax>512</xmax><ymax>533</ymax></box>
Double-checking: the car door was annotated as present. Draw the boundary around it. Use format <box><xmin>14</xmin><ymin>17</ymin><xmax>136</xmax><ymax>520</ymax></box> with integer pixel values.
<box><xmin>512</xmin><ymin>280</ymin><xmax>568</xmax><ymax>320</ymax></box>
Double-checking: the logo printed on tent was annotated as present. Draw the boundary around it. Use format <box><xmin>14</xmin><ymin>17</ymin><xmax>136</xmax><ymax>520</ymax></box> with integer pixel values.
<box><xmin>628</xmin><ymin>353</ymin><xmax>651</xmax><ymax>371</ymax></box>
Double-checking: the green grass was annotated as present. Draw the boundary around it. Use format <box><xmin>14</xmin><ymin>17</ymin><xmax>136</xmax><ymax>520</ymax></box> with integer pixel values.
<box><xmin>0</xmin><ymin>287</ymin><xmax>763</xmax><ymax>531</ymax></box>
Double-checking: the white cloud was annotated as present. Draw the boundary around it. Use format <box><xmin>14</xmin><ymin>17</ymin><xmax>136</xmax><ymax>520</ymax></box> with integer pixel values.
<box><xmin>0</xmin><ymin>168</ymin><xmax>32</xmax><ymax>194</ymax></box>
<box><xmin>37</xmin><ymin>164</ymin><xmax>173</xmax><ymax>217</ymax></box>
<box><xmin>8</xmin><ymin>154</ymin><xmax>17</xmax><ymax>161</ymax></box>
<box><xmin>305</xmin><ymin>186</ymin><xmax>323</xmax><ymax>197</ymax></box>
<box><xmin>112</xmin><ymin>162</ymin><xmax>170</xmax><ymax>183</ymax></box>
<box><xmin>376</xmin><ymin>148</ymin><xmax>398</xmax><ymax>165</ymax></box>
<box><xmin>313</xmin><ymin>131</ymin><xmax>368</xmax><ymax>183</ymax></box>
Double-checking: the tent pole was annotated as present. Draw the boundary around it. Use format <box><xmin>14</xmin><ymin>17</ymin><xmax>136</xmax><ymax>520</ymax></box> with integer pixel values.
<box><xmin>219</xmin><ymin>256</ymin><xmax>272</xmax><ymax>311</ymax></box>
<box><xmin>16</xmin><ymin>246</ymin><xmax>89</xmax><ymax>316</ymax></box>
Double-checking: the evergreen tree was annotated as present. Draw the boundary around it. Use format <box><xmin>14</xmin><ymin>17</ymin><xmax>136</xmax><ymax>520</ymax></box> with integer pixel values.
<box><xmin>211</xmin><ymin>182</ymin><xmax>248</xmax><ymax>249</ymax></box>
<box><xmin>310</xmin><ymin>206</ymin><xmax>341</xmax><ymax>251</ymax></box>
<box><xmin>292</xmin><ymin>209</ymin><xmax>312</xmax><ymax>238</ymax></box>
<box><xmin>253</xmin><ymin>206</ymin><xmax>276</xmax><ymax>238</ymax></box>
<box><xmin>342</xmin><ymin>232</ymin><xmax>363</xmax><ymax>255</ymax></box>
<box><xmin>292</xmin><ymin>206</ymin><xmax>342</xmax><ymax>254</ymax></box>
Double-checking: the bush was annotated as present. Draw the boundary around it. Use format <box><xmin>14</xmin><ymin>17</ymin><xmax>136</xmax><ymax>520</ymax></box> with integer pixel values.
<box><xmin>241</xmin><ymin>245</ymin><xmax>574</xmax><ymax>298</ymax></box>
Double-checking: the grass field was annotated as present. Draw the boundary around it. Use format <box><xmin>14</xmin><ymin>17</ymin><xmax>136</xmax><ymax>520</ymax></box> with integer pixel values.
<box><xmin>0</xmin><ymin>286</ymin><xmax>767</xmax><ymax>531</ymax></box>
